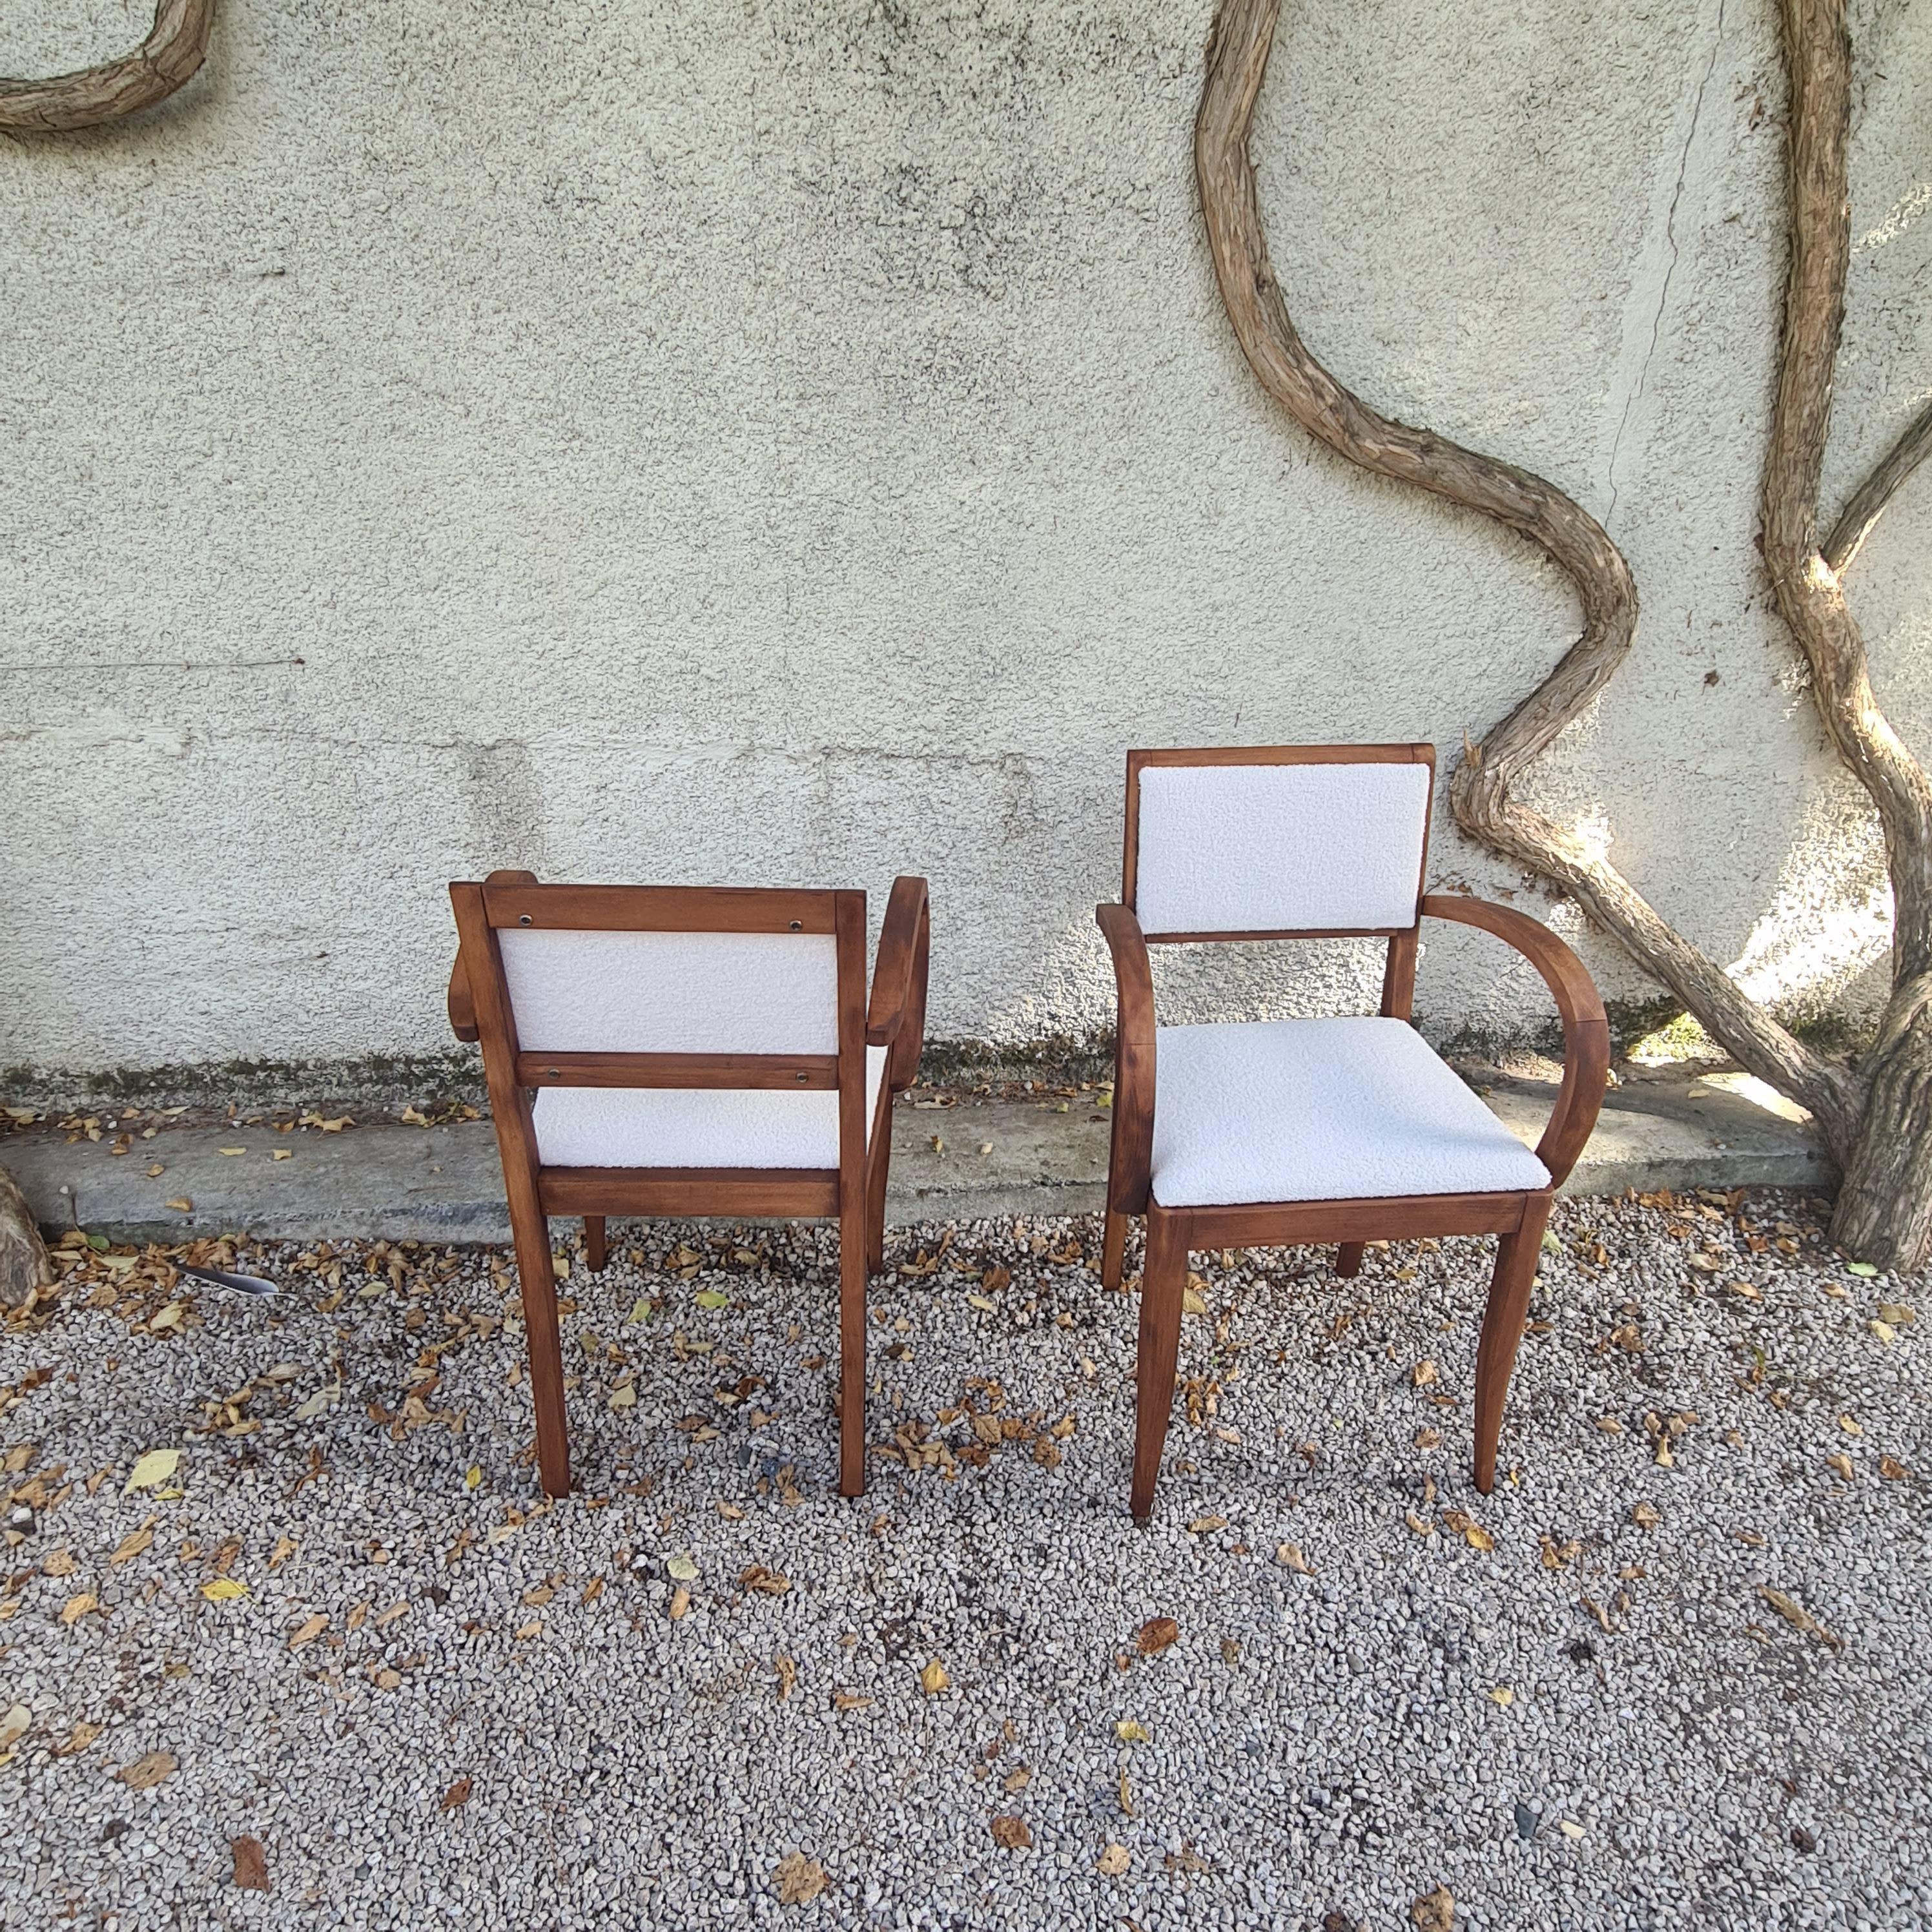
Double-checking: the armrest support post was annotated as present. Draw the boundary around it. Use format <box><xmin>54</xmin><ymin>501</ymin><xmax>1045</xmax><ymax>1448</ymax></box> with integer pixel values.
<box><xmin>1096</xmin><ymin>903</ymin><xmax>1157</xmax><ymax>1213</ymax></box>
<box><xmin>1419</xmin><ymin>894</ymin><xmax>1609</xmax><ymax>1188</ymax></box>
<box><xmin>866</xmin><ymin>876</ymin><xmax>930</xmax><ymax>1091</ymax></box>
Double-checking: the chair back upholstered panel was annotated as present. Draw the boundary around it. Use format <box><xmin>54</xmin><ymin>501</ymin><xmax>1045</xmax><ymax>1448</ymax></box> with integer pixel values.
<box><xmin>498</xmin><ymin>930</ymin><xmax>838</xmax><ymax>1054</ymax></box>
<box><xmin>1130</xmin><ymin>751</ymin><xmax>1433</xmax><ymax>936</ymax></box>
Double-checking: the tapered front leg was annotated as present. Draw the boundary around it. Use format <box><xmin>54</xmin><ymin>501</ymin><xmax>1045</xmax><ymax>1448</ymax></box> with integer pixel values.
<box><xmin>1101</xmin><ymin>1208</ymin><xmax>1131</xmax><ymax>1290</ymax></box>
<box><xmin>1335</xmin><ymin>1242</ymin><xmax>1364</xmax><ymax>1278</ymax></box>
<box><xmin>1130</xmin><ymin>1207</ymin><xmax>1187</xmax><ymax>1521</ymax></box>
<box><xmin>865</xmin><ymin>1138</ymin><xmax>889</xmax><ymax>1275</ymax></box>
<box><xmin>1472</xmin><ymin>1194</ymin><xmax>1552</xmax><ymax>1494</ymax></box>
<box><xmin>838</xmin><ymin>1208</ymin><xmax>868</xmax><ymax>1497</ymax></box>
<box><xmin>583</xmin><ymin>1216</ymin><xmax>608</xmax><ymax>1273</ymax></box>
<box><xmin>506</xmin><ymin>1199</ymin><xmax>570</xmax><ymax>1499</ymax></box>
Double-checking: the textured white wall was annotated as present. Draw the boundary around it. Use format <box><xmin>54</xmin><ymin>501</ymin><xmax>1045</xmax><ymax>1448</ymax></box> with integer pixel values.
<box><xmin>2</xmin><ymin>0</ymin><xmax>1927</xmax><ymax>1079</ymax></box>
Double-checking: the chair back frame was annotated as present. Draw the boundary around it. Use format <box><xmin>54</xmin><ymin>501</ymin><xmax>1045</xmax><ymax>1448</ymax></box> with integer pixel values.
<box><xmin>1121</xmin><ymin>742</ymin><xmax>1436</xmax><ymax>1018</ymax></box>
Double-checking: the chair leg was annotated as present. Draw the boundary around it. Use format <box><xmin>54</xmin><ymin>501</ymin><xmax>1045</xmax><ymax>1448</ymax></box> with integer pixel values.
<box><xmin>506</xmin><ymin>1197</ymin><xmax>571</xmax><ymax>1499</ymax></box>
<box><xmin>1129</xmin><ymin>1207</ymin><xmax>1187</xmax><ymax>1521</ymax></box>
<box><xmin>865</xmin><ymin>1138</ymin><xmax>889</xmax><ymax>1275</ymax></box>
<box><xmin>583</xmin><ymin>1216</ymin><xmax>607</xmax><ymax>1273</ymax></box>
<box><xmin>1472</xmin><ymin>1194</ymin><xmax>1552</xmax><ymax>1494</ymax></box>
<box><xmin>1101</xmin><ymin>1208</ymin><xmax>1130</xmax><ymax>1290</ymax></box>
<box><xmin>1335</xmin><ymin>1241</ymin><xmax>1364</xmax><ymax>1279</ymax></box>
<box><xmin>838</xmin><ymin>1204</ymin><xmax>868</xmax><ymax>1498</ymax></box>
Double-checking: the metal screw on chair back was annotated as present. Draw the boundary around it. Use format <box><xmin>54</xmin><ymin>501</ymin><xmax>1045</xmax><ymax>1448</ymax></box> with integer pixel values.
<box><xmin>519</xmin><ymin>914</ymin><xmax>533</xmax><ymax>925</ymax></box>
<box><xmin>789</xmin><ymin>920</ymin><xmax>803</xmax><ymax>930</ymax></box>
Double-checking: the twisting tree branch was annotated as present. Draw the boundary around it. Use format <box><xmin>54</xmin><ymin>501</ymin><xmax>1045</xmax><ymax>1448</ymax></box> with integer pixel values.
<box><xmin>0</xmin><ymin>0</ymin><xmax>214</xmax><ymax>134</ymax></box>
<box><xmin>1764</xmin><ymin>0</ymin><xmax>1932</xmax><ymax>997</ymax></box>
<box><xmin>1194</xmin><ymin>0</ymin><xmax>1864</xmax><ymax>1148</ymax></box>
<box><xmin>1822</xmin><ymin>398</ymin><xmax>1932</xmax><ymax>576</ymax></box>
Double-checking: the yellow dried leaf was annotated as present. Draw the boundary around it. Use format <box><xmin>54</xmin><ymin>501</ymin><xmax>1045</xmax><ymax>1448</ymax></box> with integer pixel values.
<box><xmin>288</xmin><ymin>1613</ymin><xmax>328</xmax><ymax>1650</ymax></box>
<box><xmin>1412</xmin><ymin>1360</ymin><xmax>1439</xmax><ymax>1388</ymax></box>
<box><xmin>123</xmin><ymin>1448</ymin><xmax>181</xmax><ymax>1495</ymax></box>
<box><xmin>1097</xmin><ymin>1843</ymin><xmax>1131</xmax><ymax>1876</ymax></box>
<box><xmin>59</xmin><ymin>1592</ymin><xmax>99</xmax><ymax>1625</ymax></box>
<box><xmin>919</xmin><ymin>1658</ymin><xmax>950</xmax><ymax>1695</ymax></box>
<box><xmin>1825</xmin><ymin>1452</ymin><xmax>1854</xmax><ymax>1481</ymax></box>
<box><xmin>832</xmin><ymin>1691</ymin><xmax>872</xmax><ymax>1711</ymax></box>
<box><xmin>201</xmin><ymin>1578</ymin><xmax>249</xmax><ymax>1601</ymax></box>
<box><xmin>668</xmin><ymin>1587</ymin><xmax>690</xmax><ymax>1620</ymax></box>
<box><xmin>774</xmin><ymin>1654</ymin><xmax>796</xmax><ymax>1700</ymax></box>
<box><xmin>1488</xmin><ymin>1685</ymin><xmax>1514</xmax><ymax>1707</ymax></box>
<box><xmin>1115</xmin><ymin>1718</ymin><xmax>1150</xmax><ymax>1743</ymax></box>
<box><xmin>164</xmin><ymin>1198</ymin><xmax>193</xmax><ymax>1212</ymax></box>
<box><xmin>1186</xmin><ymin>1515</ymin><xmax>1227</xmax><ymax>1536</ymax></box>
<box><xmin>1275</xmin><ymin>1543</ymin><xmax>1312</xmax><ymax>1574</ymax></box>
<box><xmin>1182</xmin><ymin>1286</ymin><xmax>1208</xmax><ymax>1316</ymax></box>
<box><xmin>1630</xmin><ymin>1501</ymin><xmax>1661</xmax><ymax>1530</ymax></box>
<box><xmin>1758</xmin><ymin>1585</ymin><xmax>1842</xmax><ymax>1650</ymax></box>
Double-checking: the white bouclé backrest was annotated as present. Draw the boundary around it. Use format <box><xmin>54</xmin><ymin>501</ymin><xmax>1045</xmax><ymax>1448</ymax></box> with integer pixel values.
<box><xmin>1132</xmin><ymin>757</ymin><xmax>1432</xmax><ymax>934</ymax></box>
<box><xmin>497</xmin><ymin>930</ymin><xmax>838</xmax><ymax>1053</ymax></box>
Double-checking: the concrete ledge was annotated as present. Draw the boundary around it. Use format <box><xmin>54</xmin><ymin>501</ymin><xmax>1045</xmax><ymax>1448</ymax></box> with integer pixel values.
<box><xmin>3</xmin><ymin>1064</ymin><xmax>1830</xmax><ymax>1248</ymax></box>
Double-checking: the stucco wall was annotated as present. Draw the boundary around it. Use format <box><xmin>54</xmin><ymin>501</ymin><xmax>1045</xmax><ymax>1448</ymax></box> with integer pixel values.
<box><xmin>3</xmin><ymin>0</ymin><xmax>1927</xmax><ymax>1087</ymax></box>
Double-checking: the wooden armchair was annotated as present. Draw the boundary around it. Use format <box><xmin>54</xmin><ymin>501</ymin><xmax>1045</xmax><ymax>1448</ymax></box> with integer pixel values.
<box><xmin>448</xmin><ymin>871</ymin><xmax>930</xmax><ymax>1499</ymax></box>
<box><xmin>1096</xmin><ymin>746</ymin><xmax>1607</xmax><ymax>1518</ymax></box>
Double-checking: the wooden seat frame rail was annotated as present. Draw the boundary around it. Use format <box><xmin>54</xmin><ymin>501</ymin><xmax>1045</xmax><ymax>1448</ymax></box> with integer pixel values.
<box><xmin>1095</xmin><ymin>745</ymin><xmax>1608</xmax><ymax>1519</ymax></box>
<box><xmin>449</xmin><ymin>871</ymin><xmax>930</xmax><ymax>1500</ymax></box>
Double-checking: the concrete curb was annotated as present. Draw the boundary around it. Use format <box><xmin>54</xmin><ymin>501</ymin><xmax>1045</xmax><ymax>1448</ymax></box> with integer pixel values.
<box><xmin>5</xmin><ymin>1065</ymin><xmax>1829</xmax><ymax>1248</ymax></box>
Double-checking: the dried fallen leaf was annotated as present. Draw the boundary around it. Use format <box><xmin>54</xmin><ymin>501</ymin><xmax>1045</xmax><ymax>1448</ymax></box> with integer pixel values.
<box><xmin>123</xmin><ymin>1448</ymin><xmax>181</xmax><ymax>1495</ymax></box>
<box><xmin>1412</xmin><ymin>1361</ymin><xmax>1439</xmax><ymax>1388</ymax></box>
<box><xmin>1182</xmin><ymin>1286</ymin><xmax>1208</xmax><ymax>1316</ymax></box>
<box><xmin>665</xmin><ymin>1552</ymin><xmax>699</xmax><ymax>1583</ymax></box>
<box><xmin>668</xmin><ymin>1587</ymin><xmax>690</xmax><ymax>1620</ymax></box>
<box><xmin>59</xmin><ymin>1592</ymin><xmax>99</xmax><ymax>1626</ymax></box>
<box><xmin>119</xmin><ymin>1749</ymin><xmax>177</xmax><ymax>1791</ymax></box>
<box><xmin>1136</xmin><ymin>1616</ymin><xmax>1180</xmax><ymax>1656</ymax></box>
<box><xmin>1276</xmin><ymin>1542</ymin><xmax>1313</xmax><ymax>1574</ymax></box>
<box><xmin>740</xmin><ymin>1565</ymin><xmax>791</xmax><ymax>1596</ymax></box>
<box><xmin>1758</xmin><ymin>1586</ymin><xmax>1842</xmax><ymax>1651</ymax></box>
<box><xmin>774</xmin><ymin>1852</ymin><xmax>828</xmax><ymax>1904</ymax></box>
<box><xmin>0</xmin><ymin>1704</ymin><xmax>28</xmax><ymax>1751</ymax></box>
<box><xmin>1630</xmin><ymin>1501</ymin><xmax>1661</xmax><ymax>1531</ymax></box>
<box><xmin>1186</xmin><ymin>1514</ymin><xmax>1227</xmax><ymax>1536</ymax></box>
<box><xmin>1003</xmin><ymin>1763</ymin><xmax>1033</xmax><ymax>1794</ymax></box>
<box><xmin>1488</xmin><ymin>1685</ymin><xmax>1514</xmax><ymax>1707</ymax></box>
<box><xmin>164</xmin><ymin>1198</ymin><xmax>193</xmax><ymax>1212</ymax></box>
<box><xmin>201</xmin><ymin>1578</ymin><xmax>249</xmax><ymax>1602</ymax></box>
<box><xmin>920</xmin><ymin>1658</ymin><xmax>950</xmax><ymax>1695</ymax></box>
<box><xmin>231</xmin><ymin>1836</ymin><xmax>269</xmax><ymax>1891</ymax></box>
<box><xmin>1411</xmin><ymin>1884</ymin><xmax>1455</xmax><ymax>1932</ymax></box>
<box><xmin>1879</xmin><ymin>1455</ymin><xmax>1910</xmax><ymax>1479</ymax></box>
<box><xmin>287</xmin><ymin>1614</ymin><xmax>328</xmax><ymax>1650</ymax></box>
<box><xmin>775</xmin><ymin>1655</ymin><xmax>796</xmax><ymax>1700</ymax></box>
<box><xmin>989</xmin><ymin>1815</ymin><xmax>1032</xmax><ymax>1849</ymax></box>
<box><xmin>1825</xmin><ymin>1452</ymin><xmax>1854</xmax><ymax>1481</ymax></box>
<box><xmin>1115</xmin><ymin>1718</ymin><xmax>1149</xmax><ymax>1743</ymax></box>
<box><xmin>110</xmin><ymin>1525</ymin><xmax>154</xmax><ymax>1566</ymax></box>
<box><xmin>440</xmin><ymin>1776</ymin><xmax>472</xmax><ymax>1812</ymax></box>
<box><xmin>832</xmin><ymin>1691</ymin><xmax>872</xmax><ymax>1712</ymax></box>
<box><xmin>1097</xmin><ymin>1843</ymin><xmax>1131</xmax><ymax>1876</ymax></box>
<box><xmin>54</xmin><ymin>1720</ymin><xmax>101</xmax><ymax>1758</ymax></box>
<box><xmin>1404</xmin><ymin>1510</ymin><xmax>1435</xmax><ymax>1537</ymax></box>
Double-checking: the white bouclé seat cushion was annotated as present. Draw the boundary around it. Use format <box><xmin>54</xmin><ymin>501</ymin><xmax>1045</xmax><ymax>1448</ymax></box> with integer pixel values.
<box><xmin>1151</xmin><ymin>1018</ymin><xmax>1549</xmax><ymax>1206</ymax></box>
<box><xmin>531</xmin><ymin>1046</ymin><xmax>889</xmax><ymax>1170</ymax></box>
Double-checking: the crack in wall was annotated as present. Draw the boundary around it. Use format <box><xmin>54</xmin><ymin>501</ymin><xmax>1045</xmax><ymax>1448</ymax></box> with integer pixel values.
<box><xmin>1603</xmin><ymin>0</ymin><xmax>1729</xmax><ymax>531</ymax></box>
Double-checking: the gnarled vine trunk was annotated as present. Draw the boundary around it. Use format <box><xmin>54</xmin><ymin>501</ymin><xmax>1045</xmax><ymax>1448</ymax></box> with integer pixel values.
<box><xmin>1196</xmin><ymin>0</ymin><xmax>1932</xmax><ymax>1268</ymax></box>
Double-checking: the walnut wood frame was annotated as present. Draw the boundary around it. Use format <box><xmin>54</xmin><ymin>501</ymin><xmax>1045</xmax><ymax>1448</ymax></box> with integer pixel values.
<box><xmin>450</xmin><ymin>870</ymin><xmax>929</xmax><ymax>1500</ymax></box>
<box><xmin>1097</xmin><ymin>745</ymin><xmax>1607</xmax><ymax>1518</ymax></box>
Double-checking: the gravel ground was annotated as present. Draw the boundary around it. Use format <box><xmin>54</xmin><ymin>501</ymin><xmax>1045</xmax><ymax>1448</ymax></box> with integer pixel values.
<box><xmin>2</xmin><ymin>1188</ymin><xmax>1928</xmax><ymax>1931</ymax></box>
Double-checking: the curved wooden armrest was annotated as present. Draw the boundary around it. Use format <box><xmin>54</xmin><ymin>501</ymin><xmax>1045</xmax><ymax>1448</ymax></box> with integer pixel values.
<box><xmin>447</xmin><ymin>956</ymin><xmax>479</xmax><ymax>1042</ymax></box>
<box><xmin>1419</xmin><ymin>894</ymin><xmax>1609</xmax><ymax>1187</ymax></box>
<box><xmin>1097</xmin><ymin>903</ymin><xmax>1157</xmax><ymax>1213</ymax></box>
<box><xmin>867</xmin><ymin>876</ymin><xmax>930</xmax><ymax>1089</ymax></box>
<box><xmin>447</xmin><ymin>868</ymin><xmax>536</xmax><ymax>1046</ymax></box>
